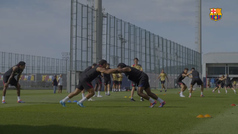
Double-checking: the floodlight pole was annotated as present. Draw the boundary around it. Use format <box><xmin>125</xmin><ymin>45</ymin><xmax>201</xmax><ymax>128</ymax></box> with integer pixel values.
<box><xmin>198</xmin><ymin>0</ymin><xmax>202</xmax><ymax>72</ymax></box>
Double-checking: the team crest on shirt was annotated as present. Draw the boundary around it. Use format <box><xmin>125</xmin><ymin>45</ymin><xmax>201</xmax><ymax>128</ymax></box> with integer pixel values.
<box><xmin>210</xmin><ymin>8</ymin><xmax>222</xmax><ymax>21</ymax></box>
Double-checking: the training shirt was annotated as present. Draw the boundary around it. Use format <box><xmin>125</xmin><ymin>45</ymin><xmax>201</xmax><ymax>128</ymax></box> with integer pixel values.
<box><xmin>104</xmin><ymin>68</ymin><xmax>111</xmax><ymax>81</ymax></box>
<box><xmin>80</xmin><ymin>65</ymin><xmax>101</xmax><ymax>82</ymax></box>
<box><xmin>176</xmin><ymin>72</ymin><xmax>186</xmax><ymax>82</ymax></box>
<box><xmin>131</xmin><ymin>64</ymin><xmax>143</xmax><ymax>71</ymax></box>
<box><xmin>159</xmin><ymin>73</ymin><xmax>167</xmax><ymax>81</ymax></box>
<box><xmin>112</xmin><ymin>73</ymin><xmax>118</xmax><ymax>81</ymax></box>
<box><xmin>225</xmin><ymin>77</ymin><xmax>231</xmax><ymax>85</ymax></box>
<box><xmin>124</xmin><ymin>66</ymin><xmax>144</xmax><ymax>83</ymax></box>
<box><xmin>4</xmin><ymin>65</ymin><xmax>23</xmax><ymax>77</ymax></box>
<box><xmin>117</xmin><ymin>73</ymin><xmax>123</xmax><ymax>81</ymax></box>
<box><xmin>191</xmin><ymin>70</ymin><xmax>200</xmax><ymax>79</ymax></box>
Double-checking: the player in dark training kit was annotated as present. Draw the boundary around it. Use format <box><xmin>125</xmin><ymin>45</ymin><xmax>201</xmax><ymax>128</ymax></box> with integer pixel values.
<box><xmin>60</xmin><ymin>60</ymin><xmax>119</xmax><ymax>107</ymax></box>
<box><xmin>117</xmin><ymin>63</ymin><xmax>165</xmax><ymax>108</ymax></box>
<box><xmin>2</xmin><ymin>61</ymin><xmax>26</xmax><ymax>103</ymax></box>
<box><xmin>212</xmin><ymin>75</ymin><xmax>226</xmax><ymax>93</ymax></box>
<box><xmin>176</xmin><ymin>68</ymin><xmax>188</xmax><ymax>97</ymax></box>
<box><xmin>224</xmin><ymin>74</ymin><xmax>236</xmax><ymax>94</ymax></box>
<box><xmin>103</xmin><ymin>63</ymin><xmax>111</xmax><ymax>96</ymax></box>
<box><xmin>186</xmin><ymin>68</ymin><xmax>204</xmax><ymax>98</ymax></box>
<box><xmin>81</xmin><ymin>63</ymin><xmax>97</xmax><ymax>100</ymax></box>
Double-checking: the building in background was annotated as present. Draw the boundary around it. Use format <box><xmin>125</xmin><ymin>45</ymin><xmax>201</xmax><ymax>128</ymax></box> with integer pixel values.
<box><xmin>202</xmin><ymin>52</ymin><xmax>238</xmax><ymax>87</ymax></box>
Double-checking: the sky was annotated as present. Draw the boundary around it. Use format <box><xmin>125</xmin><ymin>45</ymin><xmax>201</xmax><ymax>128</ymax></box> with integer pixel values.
<box><xmin>0</xmin><ymin>0</ymin><xmax>237</xmax><ymax>59</ymax></box>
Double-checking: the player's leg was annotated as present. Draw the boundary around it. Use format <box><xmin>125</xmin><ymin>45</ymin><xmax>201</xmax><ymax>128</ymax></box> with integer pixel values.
<box><xmin>2</xmin><ymin>76</ymin><xmax>9</xmax><ymax>103</ymax></box>
<box><xmin>104</xmin><ymin>83</ymin><xmax>107</xmax><ymax>95</ymax></box>
<box><xmin>130</xmin><ymin>83</ymin><xmax>136</xmax><ymax>101</ymax></box>
<box><xmin>97</xmin><ymin>82</ymin><xmax>102</xmax><ymax>97</ymax></box>
<box><xmin>15</xmin><ymin>82</ymin><xmax>24</xmax><ymax>103</ymax></box>
<box><xmin>143</xmin><ymin>87</ymin><xmax>165</xmax><ymax>108</ymax></box>
<box><xmin>60</xmin><ymin>87</ymin><xmax>82</xmax><ymax>107</ymax></box>
<box><xmin>160</xmin><ymin>81</ymin><xmax>164</xmax><ymax>92</ymax></box>
<box><xmin>189</xmin><ymin>84</ymin><xmax>193</xmax><ymax>98</ymax></box>
<box><xmin>94</xmin><ymin>83</ymin><xmax>98</xmax><ymax>97</ymax></box>
<box><xmin>118</xmin><ymin>82</ymin><xmax>121</xmax><ymax>92</ymax></box>
<box><xmin>218</xmin><ymin>85</ymin><xmax>221</xmax><ymax>93</ymax></box>
<box><xmin>225</xmin><ymin>86</ymin><xmax>228</xmax><ymax>94</ymax></box>
<box><xmin>77</xmin><ymin>82</ymin><xmax>95</xmax><ymax>107</ymax></box>
<box><xmin>82</xmin><ymin>89</ymin><xmax>85</xmax><ymax>98</ymax></box>
<box><xmin>231</xmin><ymin>86</ymin><xmax>236</xmax><ymax>94</ymax></box>
<box><xmin>107</xmin><ymin>84</ymin><xmax>110</xmax><ymax>95</ymax></box>
<box><xmin>200</xmin><ymin>82</ymin><xmax>204</xmax><ymax>97</ymax></box>
<box><xmin>179</xmin><ymin>83</ymin><xmax>186</xmax><ymax>97</ymax></box>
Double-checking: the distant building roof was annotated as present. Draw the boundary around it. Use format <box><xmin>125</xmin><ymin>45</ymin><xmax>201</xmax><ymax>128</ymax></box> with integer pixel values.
<box><xmin>203</xmin><ymin>52</ymin><xmax>238</xmax><ymax>64</ymax></box>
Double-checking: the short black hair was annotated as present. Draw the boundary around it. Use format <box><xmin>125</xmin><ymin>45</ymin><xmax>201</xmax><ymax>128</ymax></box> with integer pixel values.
<box><xmin>107</xmin><ymin>63</ymin><xmax>110</xmax><ymax>65</ymax></box>
<box><xmin>191</xmin><ymin>67</ymin><xmax>195</xmax><ymax>70</ymax></box>
<box><xmin>18</xmin><ymin>61</ymin><xmax>26</xmax><ymax>66</ymax></box>
<box><xmin>134</xmin><ymin>58</ymin><xmax>139</xmax><ymax>61</ymax></box>
<box><xmin>184</xmin><ymin>68</ymin><xmax>188</xmax><ymax>70</ymax></box>
<box><xmin>98</xmin><ymin>60</ymin><xmax>107</xmax><ymax>65</ymax></box>
<box><xmin>92</xmin><ymin>63</ymin><xmax>97</xmax><ymax>66</ymax></box>
<box><xmin>117</xmin><ymin>63</ymin><xmax>127</xmax><ymax>68</ymax></box>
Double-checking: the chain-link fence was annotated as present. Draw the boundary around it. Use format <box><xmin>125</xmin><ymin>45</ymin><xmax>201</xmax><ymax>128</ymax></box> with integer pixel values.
<box><xmin>69</xmin><ymin>1</ymin><xmax>201</xmax><ymax>89</ymax></box>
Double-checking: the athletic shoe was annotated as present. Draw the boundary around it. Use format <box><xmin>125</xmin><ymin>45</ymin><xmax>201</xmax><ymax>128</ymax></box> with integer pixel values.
<box><xmin>93</xmin><ymin>94</ymin><xmax>97</xmax><ymax>97</ymax></box>
<box><xmin>165</xmin><ymin>90</ymin><xmax>167</xmax><ymax>92</ymax></box>
<box><xmin>60</xmin><ymin>100</ymin><xmax>66</xmax><ymax>107</ymax></box>
<box><xmin>17</xmin><ymin>100</ymin><xmax>25</xmax><ymax>103</ymax></box>
<box><xmin>200</xmin><ymin>95</ymin><xmax>204</xmax><ymax>97</ymax></box>
<box><xmin>150</xmin><ymin>101</ymin><xmax>157</xmax><ymax>108</ymax></box>
<box><xmin>77</xmin><ymin>102</ymin><xmax>85</xmax><ymax>107</ymax></box>
<box><xmin>218</xmin><ymin>91</ymin><xmax>221</xmax><ymax>94</ymax></box>
<box><xmin>180</xmin><ymin>94</ymin><xmax>185</xmax><ymax>97</ymax></box>
<box><xmin>212</xmin><ymin>90</ymin><xmax>215</xmax><ymax>93</ymax></box>
<box><xmin>130</xmin><ymin>98</ymin><xmax>135</xmax><ymax>101</ymax></box>
<box><xmin>140</xmin><ymin>98</ymin><xmax>144</xmax><ymax>101</ymax></box>
<box><xmin>159</xmin><ymin>101</ymin><xmax>166</xmax><ymax>108</ymax></box>
<box><xmin>88</xmin><ymin>98</ymin><xmax>93</xmax><ymax>101</ymax></box>
<box><xmin>2</xmin><ymin>100</ymin><xmax>6</xmax><ymax>104</ymax></box>
<box><xmin>97</xmin><ymin>95</ymin><xmax>103</xmax><ymax>97</ymax></box>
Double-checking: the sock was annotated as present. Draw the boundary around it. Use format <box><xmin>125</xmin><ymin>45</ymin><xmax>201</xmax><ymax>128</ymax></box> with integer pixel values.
<box><xmin>79</xmin><ymin>97</ymin><xmax>87</xmax><ymax>103</ymax></box>
<box><xmin>201</xmin><ymin>92</ymin><xmax>203</xmax><ymax>95</ymax></box>
<box><xmin>131</xmin><ymin>97</ymin><xmax>133</xmax><ymax>99</ymax></box>
<box><xmin>180</xmin><ymin>91</ymin><xmax>183</xmax><ymax>95</ymax></box>
<box><xmin>225</xmin><ymin>90</ymin><xmax>227</xmax><ymax>93</ymax></box>
<box><xmin>62</xmin><ymin>96</ymin><xmax>69</xmax><ymax>102</ymax></box>
<box><xmin>82</xmin><ymin>93</ymin><xmax>85</xmax><ymax>98</ymax></box>
<box><xmin>2</xmin><ymin>96</ymin><xmax>5</xmax><ymax>101</ymax></box>
<box><xmin>157</xmin><ymin>97</ymin><xmax>164</xmax><ymax>103</ymax></box>
<box><xmin>149</xmin><ymin>98</ymin><xmax>155</xmax><ymax>103</ymax></box>
<box><xmin>98</xmin><ymin>91</ymin><xmax>100</xmax><ymax>96</ymax></box>
<box><xmin>108</xmin><ymin>90</ymin><xmax>110</xmax><ymax>94</ymax></box>
<box><xmin>119</xmin><ymin>89</ymin><xmax>121</xmax><ymax>91</ymax></box>
<box><xmin>17</xmin><ymin>96</ymin><xmax>21</xmax><ymax>101</ymax></box>
<box><xmin>189</xmin><ymin>93</ymin><xmax>192</xmax><ymax>96</ymax></box>
<box><xmin>234</xmin><ymin>90</ymin><xmax>236</xmax><ymax>93</ymax></box>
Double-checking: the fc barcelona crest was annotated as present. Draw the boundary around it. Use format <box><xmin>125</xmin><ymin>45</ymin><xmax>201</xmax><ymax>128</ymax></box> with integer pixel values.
<box><xmin>210</xmin><ymin>8</ymin><xmax>222</xmax><ymax>21</ymax></box>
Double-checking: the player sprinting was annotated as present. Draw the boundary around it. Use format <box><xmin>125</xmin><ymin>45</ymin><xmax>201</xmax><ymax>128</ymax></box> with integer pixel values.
<box><xmin>2</xmin><ymin>61</ymin><xmax>26</xmax><ymax>103</ymax></box>
<box><xmin>103</xmin><ymin>63</ymin><xmax>111</xmax><ymax>95</ymax></box>
<box><xmin>131</xmin><ymin>58</ymin><xmax>144</xmax><ymax>102</ymax></box>
<box><xmin>158</xmin><ymin>69</ymin><xmax>168</xmax><ymax>92</ymax></box>
<box><xmin>117</xmin><ymin>63</ymin><xmax>165</xmax><ymax>108</ymax></box>
<box><xmin>186</xmin><ymin>68</ymin><xmax>204</xmax><ymax>98</ymax></box>
<box><xmin>212</xmin><ymin>75</ymin><xmax>226</xmax><ymax>93</ymax></box>
<box><xmin>112</xmin><ymin>73</ymin><xmax>118</xmax><ymax>92</ymax></box>
<box><xmin>224</xmin><ymin>74</ymin><xmax>236</xmax><ymax>94</ymax></box>
<box><xmin>117</xmin><ymin>73</ymin><xmax>123</xmax><ymax>92</ymax></box>
<box><xmin>59</xmin><ymin>60</ymin><xmax>119</xmax><ymax>107</ymax></box>
<box><xmin>81</xmin><ymin>63</ymin><xmax>97</xmax><ymax>101</ymax></box>
<box><xmin>176</xmin><ymin>68</ymin><xmax>188</xmax><ymax>97</ymax></box>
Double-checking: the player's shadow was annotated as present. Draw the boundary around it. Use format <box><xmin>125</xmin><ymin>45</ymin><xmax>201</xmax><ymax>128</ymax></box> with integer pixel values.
<box><xmin>0</xmin><ymin>124</ymin><xmax>136</xmax><ymax>134</ymax></box>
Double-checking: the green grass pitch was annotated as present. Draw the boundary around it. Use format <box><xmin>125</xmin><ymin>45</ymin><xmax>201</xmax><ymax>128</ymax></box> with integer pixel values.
<box><xmin>0</xmin><ymin>88</ymin><xmax>238</xmax><ymax>134</ymax></box>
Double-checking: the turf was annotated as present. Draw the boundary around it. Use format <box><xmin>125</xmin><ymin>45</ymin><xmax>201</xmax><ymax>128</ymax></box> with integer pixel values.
<box><xmin>0</xmin><ymin>88</ymin><xmax>238</xmax><ymax>134</ymax></box>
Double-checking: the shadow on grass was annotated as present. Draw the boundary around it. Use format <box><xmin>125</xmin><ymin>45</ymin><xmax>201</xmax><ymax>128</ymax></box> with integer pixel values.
<box><xmin>0</xmin><ymin>124</ymin><xmax>136</xmax><ymax>134</ymax></box>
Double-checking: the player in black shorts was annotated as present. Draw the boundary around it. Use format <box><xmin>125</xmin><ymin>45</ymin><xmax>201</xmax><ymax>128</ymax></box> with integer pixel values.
<box><xmin>60</xmin><ymin>60</ymin><xmax>120</xmax><ymax>107</ymax></box>
<box><xmin>103</xmin><ymin>63</ymin><xmax>111</xmax><ymax>96</ymax></box>
<box><xmin>212</xmin><ymin>75</ymin><xmax>226</xmax><ymax>93</ymax></box>
<box><xmin>2</xmin><ymin>61</ymin><xmax>26</xmax><ymax>104</ymax></box>
<box><xmin>81</xmin><ymin>63</ymin><xmax>97</xmax><ymax>100</ymax></box>
<box><xmin>224</xmin><ymin>74</ymin><xmax>236</xmax><ymax>94</ymax></box>
<box><xmin>176</xmin><ymin>68</ymin><xmax>188</xmax><ymax>97</ymax></box>
<box><xmin>117</xmin><ymin>63</ymin><xmax>166</xmax><ymax>108</ymax></box>
<box><xmin>186</xmin><ymin>68</ymin><xmax>204</xmax><ymax>98</ymax></box>
<box><xmin>94</xmin><ymin>75</ymin><xmax>103</xmax><ymax>97</ymax></box>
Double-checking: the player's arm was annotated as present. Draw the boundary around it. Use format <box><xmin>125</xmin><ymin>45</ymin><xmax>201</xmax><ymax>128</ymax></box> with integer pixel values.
<box><xmin>121</xmin><ymin>67</ymin><xmax>131</xmax><ymax>73</ymax></box>
<box><xmin>6</xmin><ymin>67</ymin><xmax>18</xmax><ymax>85</ymax></box>
<box><xmin>165</xmin><ymin>73</ymin><xmax>169</xmax><ymax>81</ymax></box>
<box><xmin>16</xmin><ymin>72</ymin><xmax>22</xmax><ymax>83</ymax></box>
<box><xmin>186</xmin><ymin>71</ymin><xmax>192</xmax><ymax>76</ymax></box>
<box><xmin>158</xmin><ymin>74</ymin><xmax>161</xmax><ymax>79</ymax></box>
<box><xmin>97</xmin><ymin>67</ymin><xmax>119</xmax><ymax>74</ymax></box>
